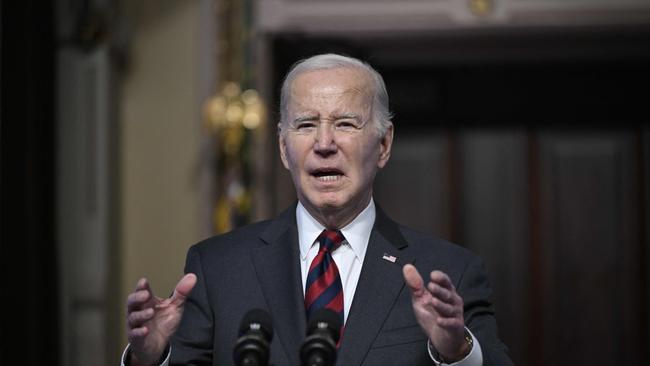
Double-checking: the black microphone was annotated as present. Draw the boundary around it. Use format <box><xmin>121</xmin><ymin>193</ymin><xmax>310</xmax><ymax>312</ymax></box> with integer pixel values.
<box><xmin>233</xmin><ymin>309</ymin><xmax>274</xmax><ymax>366</ymax></box>
<box><xmin>300</xmin><ymin>309</ymin><xmax>342</xmax><ymax>366</ymax></box>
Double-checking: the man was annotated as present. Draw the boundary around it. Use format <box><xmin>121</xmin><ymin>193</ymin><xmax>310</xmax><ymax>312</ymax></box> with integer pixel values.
<box><xmin>124</xmin><ymin>54</ymin><xmax>513</xmax><ymax>366</ymax></box>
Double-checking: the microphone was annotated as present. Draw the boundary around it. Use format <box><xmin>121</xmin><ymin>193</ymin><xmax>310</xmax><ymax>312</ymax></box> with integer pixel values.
<box><xmin>300</xmin><ymin>309</ymin><xmax>342</xmax><ymax>366</ymax></box>
<box><xmin>233</xmin><ymin>309</ymin><xmax>274</xmax><ymax>366</ymax></box>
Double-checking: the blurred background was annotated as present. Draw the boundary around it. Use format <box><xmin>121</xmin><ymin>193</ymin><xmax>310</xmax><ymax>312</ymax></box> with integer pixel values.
<box><xmin>2</xmin><ymin>0</ymin><xmax>650</xmax><ymax>365</ymax></box>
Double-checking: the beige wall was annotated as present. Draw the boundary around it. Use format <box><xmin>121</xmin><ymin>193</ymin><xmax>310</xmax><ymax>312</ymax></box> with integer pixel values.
<box><xmin>117</xmin><ymin>0</ymin><xmax>203</xmax><ymax>346</ymax></box>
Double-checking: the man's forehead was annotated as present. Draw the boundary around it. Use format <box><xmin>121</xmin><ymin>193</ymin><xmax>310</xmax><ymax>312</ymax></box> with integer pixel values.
<box><xmin>290</xmin><ymin>85</ymin><xmax>366</xmax><ymax>102</ymax></box>
<box><xmin>290</xmin><ymin>69</ymin><xmax>371</xmax><ymax>106</ymax></box>
<box><xmin>291</xmin><ymin>68</ymin><xmax>371</xmax><ymax>92</ymax></box>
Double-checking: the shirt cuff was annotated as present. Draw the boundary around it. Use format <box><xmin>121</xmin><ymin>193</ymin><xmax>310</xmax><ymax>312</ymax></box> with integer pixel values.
<box><xmin>120</xmin><ymin>344</ymin><xmax>171</xmax><ymax>366</ymax></box>
<box><xmin>427</xmin><ymin>328</ymin><xmax>483</xmax><ymax>366</ymax></box>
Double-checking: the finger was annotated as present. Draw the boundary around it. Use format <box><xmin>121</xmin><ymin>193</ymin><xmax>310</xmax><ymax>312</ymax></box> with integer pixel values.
<box><xmin>430</xmin><ymin>297</ymin><xmax>457</xmax><ymax>318</ymax></box>
<box><xmin>127</xmin><ymin>308</ymin><xmax>155</xmax><ymax>328</ymax></box>
<box><xmin>427</xmin><ymin>282</ymin><xmax>457</xmax><ymax>305</ymax></box>
<box><xmin>430</xmin><ymin>271</ymin><xmax>454</xmax><ymax>291</ymax></box>
<box><xmin>436</xmin><ymin>316</ymin><xmax>465</xmax><ymax>330</ymax></box>
<box><xmin>129</xmin><ymin>278</ymin><xmax>156</xmax><ymax>306</ymax></box>
<box><xmin>134</xmin><ymin>277</ymin><xmax>152</xmax><ymax>292</ymax></box>
<box><xmin>403</xmin><ymin>264</ymin><xmax>427</xmax><ymax>297</ymax></box>
<box><xmin>127</xmin><ymin>289</ymin><xmax>153</xmax><ymax>312</ymax></box>
<box><xmin>127</xmin><ymin>326</ymin><xmax>149</xmax><ymax>343</ymax></box>
<box><xmin>170</xmin><ymin>273</ymin><xmax>197</xmax><ymax>306</ymax></box>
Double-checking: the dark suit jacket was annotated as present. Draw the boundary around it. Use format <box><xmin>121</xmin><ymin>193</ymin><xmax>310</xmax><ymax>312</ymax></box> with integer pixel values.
<box><xmin>170</xmin><ymin>204</ymin><xmax>513</xmax><ymax>366</ymax></box>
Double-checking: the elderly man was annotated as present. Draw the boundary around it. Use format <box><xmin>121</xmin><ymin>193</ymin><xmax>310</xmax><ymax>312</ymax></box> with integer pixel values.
<box><xmin>124</xmin><ymin>54</ymin><xmax>513</xmax><ymax>366</ymax></box>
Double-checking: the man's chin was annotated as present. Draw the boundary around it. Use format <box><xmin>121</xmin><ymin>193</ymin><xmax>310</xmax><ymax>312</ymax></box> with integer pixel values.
<box><xmin>314</xmin><ymin>200</ymin><xmax>344</xmax><ymax>212</ymax></box>
<box><xmin>303</xmin><ymin>195</ymin><xmax>347</xmax><ymax>213</ymax></box>
<box><xmin>300</xmin><ymin>193</ymin><xmax>371</xmax><ymax>227</ymax></box>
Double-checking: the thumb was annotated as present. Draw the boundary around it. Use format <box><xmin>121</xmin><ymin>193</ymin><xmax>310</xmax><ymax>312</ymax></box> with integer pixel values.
<box><xmin>402</xmin><ymin>264</ymin><xmax>426</xmax><ymax>298</ymax></box>
<box><xmin>170</xmin><ymin>273</ymin><xmax>197</xmax><ymax>306</ymax></box>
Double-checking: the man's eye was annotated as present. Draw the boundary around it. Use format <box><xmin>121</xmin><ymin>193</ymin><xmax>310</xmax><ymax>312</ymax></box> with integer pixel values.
<box><xmin>296</xmin><ymin>122</ymin><xmax>316</xmax><ymax>130</ymax></box>
<box><xmin>336</xmin><ymin>120</ymin><xmax>360</xmax><ymax>129</ymax></box>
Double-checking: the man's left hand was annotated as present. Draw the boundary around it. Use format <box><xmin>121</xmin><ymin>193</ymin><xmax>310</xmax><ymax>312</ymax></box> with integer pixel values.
<box><xmin>403</xmin><ymin>264</ymin><xmax>470</xmax><ymax>363</ymax></box>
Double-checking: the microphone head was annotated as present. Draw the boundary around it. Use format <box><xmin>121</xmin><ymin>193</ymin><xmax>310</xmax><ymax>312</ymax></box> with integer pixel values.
<box><xmin>239</xmin><ymin>308</ymin><xmax>273</xmax><ymax>341</ymax></box>
<box><xmin>306</xmin><ymin>308</ymin><xmax>341</xmax><ymax>344</ymax></box>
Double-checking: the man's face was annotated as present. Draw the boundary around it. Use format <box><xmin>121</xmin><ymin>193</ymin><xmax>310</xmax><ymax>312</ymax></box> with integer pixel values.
<box><xmin>279</xmin><ymin>67</ymin><xmax>393</xmax><ymax>227</ymax></box>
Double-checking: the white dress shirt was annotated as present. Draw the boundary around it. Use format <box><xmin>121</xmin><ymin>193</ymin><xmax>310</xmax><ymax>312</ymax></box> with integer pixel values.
<box><xmin>122</xmin><ymin>199</ymin><xmax>482</xmax><ymax>366</ymax></box>
<box><xmin>296</xmin><ymin>199</ymin><xmax>374</xmax><ymax>324</ymax></box>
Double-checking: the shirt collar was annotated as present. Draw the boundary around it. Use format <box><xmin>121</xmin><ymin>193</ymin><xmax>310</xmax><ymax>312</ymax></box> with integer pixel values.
<box><xmin>296</xmin><ymin>199</ymin><xmax>376</xmax><ymax>262</ymax></box>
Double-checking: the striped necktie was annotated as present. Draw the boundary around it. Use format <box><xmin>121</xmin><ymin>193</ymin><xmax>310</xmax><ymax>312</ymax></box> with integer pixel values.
<box><xmin>304</xmin><ymin>229</ymin><xmax>345</xmax><ymax>327</ymax></box>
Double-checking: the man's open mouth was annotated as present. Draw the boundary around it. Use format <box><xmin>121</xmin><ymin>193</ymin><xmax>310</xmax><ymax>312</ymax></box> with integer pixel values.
<box><xmin>311</xmin><ymin>168</ymin><xmax>344</xmax><ymax>182</ymax></box>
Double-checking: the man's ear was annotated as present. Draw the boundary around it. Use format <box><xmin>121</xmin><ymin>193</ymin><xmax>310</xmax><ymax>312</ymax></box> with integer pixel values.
<box><xmin>278</xmin><ymin>123</ymin><xmax>290</xmax><ymax>170</ymax></box>
<box><xmin>377</xmin><ymin>124</ymin><xmax>394</xmax><ymax>169</ymax></box>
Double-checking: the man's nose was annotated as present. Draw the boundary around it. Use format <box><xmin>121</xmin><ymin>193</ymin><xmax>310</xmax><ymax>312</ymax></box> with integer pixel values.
<box><xmin>313</xmin><ymin>122</ymin><xmax>337</xmax><ymax>156</ymax></box>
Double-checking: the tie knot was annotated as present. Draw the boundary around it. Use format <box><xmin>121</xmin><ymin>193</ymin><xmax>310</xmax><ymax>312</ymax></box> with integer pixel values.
<box><xmin>317</xmin><ymin>229</ymin><xmax>344</xmax><ymax>253</ymax></box>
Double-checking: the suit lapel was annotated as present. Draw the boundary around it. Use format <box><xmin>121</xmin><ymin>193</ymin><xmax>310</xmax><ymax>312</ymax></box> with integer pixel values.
<box><xmin>337</xmin><ymin>207</ymin><xmax>415</xmax><ymax>366</ymax></box>
<box><xmin>251</xmin><ymin>205</ymin><xmax>305</xmax><ymax>366</ymax></box>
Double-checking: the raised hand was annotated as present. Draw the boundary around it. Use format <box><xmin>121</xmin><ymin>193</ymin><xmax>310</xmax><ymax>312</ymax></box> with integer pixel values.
<box><xmin>126</xmin><ymin>274</ymin><xmax>197</xmax><ymax>366</ymax></box>
<box><xmin>402</xmin><ymin>264</ymin><xmax>470</xmax><ymax>362</ymax></box>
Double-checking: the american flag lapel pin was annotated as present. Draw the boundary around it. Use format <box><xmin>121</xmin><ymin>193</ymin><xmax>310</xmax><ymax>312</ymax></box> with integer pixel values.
<box><xmin>382</xmin><ymin>253</ymin><xmax>397</xmax><ymax>263</ymax></box>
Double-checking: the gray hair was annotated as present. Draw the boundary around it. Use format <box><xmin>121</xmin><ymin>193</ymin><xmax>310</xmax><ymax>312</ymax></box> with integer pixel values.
<box><xmin>279</xmin><ymin>53</ymin><xmax>393</xmax><ymax>137</ymax></box>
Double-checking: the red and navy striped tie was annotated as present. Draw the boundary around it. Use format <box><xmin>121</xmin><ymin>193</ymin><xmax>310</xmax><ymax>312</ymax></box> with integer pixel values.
<box><xmin>304</xmin><ymin>229</ymin><xmax>345</xmax><ymax>327</ymax></box>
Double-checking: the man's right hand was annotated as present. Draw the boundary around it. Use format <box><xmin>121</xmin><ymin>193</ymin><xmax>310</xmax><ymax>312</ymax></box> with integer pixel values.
<box><xmin>126</xmin><ymin>274</ymin><xmax>197</xmax><ymax>366</ymax></box>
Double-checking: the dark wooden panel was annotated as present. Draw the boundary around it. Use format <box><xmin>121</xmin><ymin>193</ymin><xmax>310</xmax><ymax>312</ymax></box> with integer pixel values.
<box><xmin>537</xmin><ymin>131</ymin><xmax>642</xmax><ymax>366</ymax></box>
<box><xmin>458</xmin><ymin>129</ymin><xmax>529</xmax><ymax>365</ymax></box>
<box><xmin>374</xmin><ymin>134</ymin><xmax>451</xmax><ymax>237</ymax></box>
